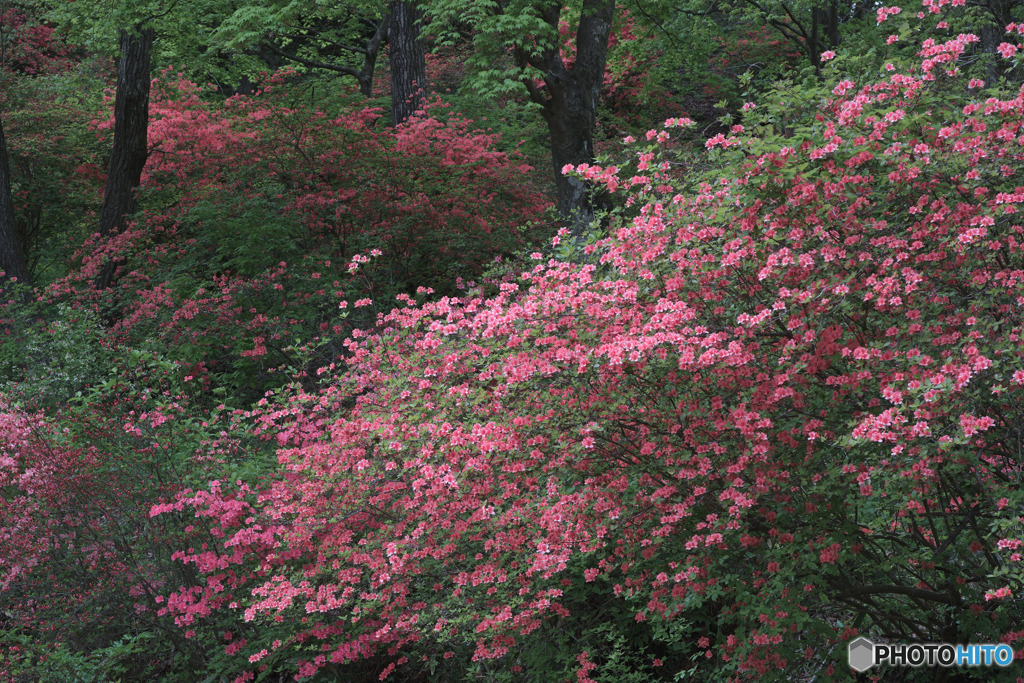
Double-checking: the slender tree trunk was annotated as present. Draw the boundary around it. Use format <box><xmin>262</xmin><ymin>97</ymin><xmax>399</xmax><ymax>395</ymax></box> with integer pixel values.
<box><xmin>809</xmin><ymin>2</ymin><xmax>839</xmax><ymax>69</ymax></box>
<box><xmin>0</xmin><ymin>115</ymin><xmax>30</xmax><ymax>287</ymax></box>
<box><xmin>809</xmin><ymin>9</ymin><xmax>820</xmax><ymax>69</ymax></box>
<box><xmin>826</xmin><ymin>0</ymin><xmax>840</xmax><ymax>49</ymax></box>
<box><xmin>363</xmin><ymin>14</ymin><xmax>391</xmax><ymax>98</ymax></box>
<box><xmin>518</xmin><ymin>0</ymin><xmax>614</xmax><ymax>235</ymax></box>
<box><xmin>96</xmin><ymin>26</ymin><xmax>153</xmax><ymax>289</ymax></box>
<box><xmin>389</xmin><ymin>0</ymin><xmax>426</xmax><ymax>125</ymax></box>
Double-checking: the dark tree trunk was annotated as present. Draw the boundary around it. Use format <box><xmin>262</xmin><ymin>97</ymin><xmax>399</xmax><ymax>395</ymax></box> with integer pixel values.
<box><xmin>546</xmin><ymin>88</ymin><xmax>602</xmax><ymax>230</ymax></box>
<box><xmin>826</xmin><ymin>0</ymin><xmax>840</xmax><ymax>49</ymax></box>
<box><xmin>809</xmin><ymin>8</ymin><xmax>820</xmax><ymax>67</ymax></box>
<box><xmin>517</xmin><ymin>0</ymin><xmax>614</xmax><ymax>236</ymax></box>
<box><xmin>360</xmin><ymin>14</ymin><xmax>390</xmax><ymax>97</ymax></box>
<box><xmin>0</xmin><ymin>116</ymin><xmax>30</xmax><ymax>287</ymax></box>
<box><xmin>389</xmin><ymin>0</ymin><xmax>426</xmax><ymax>125</ymax></box>
<box><xmin>809</xmin><ymin>1</ymin><xmax>840</xmax><ymax>69</ymax></box>
<box><xmin>96</xmin><ymin>26</ymin><xmax>153</xmax><ymax>289</ymax></box>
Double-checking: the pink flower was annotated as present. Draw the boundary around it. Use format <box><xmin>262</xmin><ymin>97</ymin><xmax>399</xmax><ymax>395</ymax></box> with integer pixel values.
<box><xmin>985</xmin><ymin>587</ymin><xmax>1013</xmax><ymax>601</ymax></box>
<box><xmin>876</xmin><ymin>5</ymin><xmax>901</xmax><ymax>23</ymax></box>
<box><xmin>820</xmin><ymin>543</ymin><xmax>841</xmax><ymax>564</ymax></box>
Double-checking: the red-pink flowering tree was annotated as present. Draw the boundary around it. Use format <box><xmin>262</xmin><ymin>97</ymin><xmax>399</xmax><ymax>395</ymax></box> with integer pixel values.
<box><xmin>152</xmin><ymin>4</ymin><xmax>1024</xmax><ymax>681</ymax></box>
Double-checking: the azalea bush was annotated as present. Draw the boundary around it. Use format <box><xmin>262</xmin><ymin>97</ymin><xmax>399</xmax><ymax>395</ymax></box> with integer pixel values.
<box><xmin>1</xmin><ymin>60</ymin><xmax>553</xmax><ymax>680</ymax></box>
<box><xmin>137</xmin><ymin>72</ymin><xmax>549</xmax><ymax>295</ymax></box>
<box><xmin>44</xmin><ymin>72</ymin><xmax>550</xmax><ymax>401</ymax></box>
<box><xmin>0</xmin><ymin>386</ymin><xmax>208</xmax><ymax>681</ymax></box>
<box><xmin>147</xmin><ymin>3</ymin><xmax>1024</xmax><ymax>681</ymax></box>
<box><xmin>4</xmin><ymin>1</ymin><xmax>1024</xmax><ymax>681</ymax></box>
<box><xmin>0</xmin><ymin>5</ymin><xmax>76</xmax><ymax>76</ymax></box>
<box><xmin>0</xmin><ymin>332</ymin><xmax>293</xmax><ymax>681</ymax></box>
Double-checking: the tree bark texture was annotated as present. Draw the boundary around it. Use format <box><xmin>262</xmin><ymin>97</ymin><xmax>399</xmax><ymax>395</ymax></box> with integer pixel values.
<box><xmin>0</xmin><ymin>116</ymin><xmax>30</xmax><ymax>286</ymax></box>
<box><xmin>517</xmin><ymin>0</ymin><xmax>614</xmax><ymax>236</ymax></box>
<box><xmin>389</xmin><ymin>0</ymin><xmax>426</xmax><ymax>125</ymax></box>
<box><xmin>96</xmin><ymin>26</ymin><xmax>153</xmax><ymax>289</ymax></box>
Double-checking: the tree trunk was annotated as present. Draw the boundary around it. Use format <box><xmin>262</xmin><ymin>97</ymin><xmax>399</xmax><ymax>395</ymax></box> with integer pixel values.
<box><xmin>0</xmin><ymin>115</ymin><xmax>30</xmax><ymax>287</ymax></box>
<box><xmin>96</xmin><ymin>26</ymin><xmax>153</xmax><ymax>289</ymax></box>
<box><xmin>389</xmin><ymin>0</ymin><xmax>426</xmax><ymax>125</ymax></box>
<box><xmin>362</xmin><ymin>14</ymin><xmax>391</xmax><ymax>98</ymax></box>
<box><xmin>545</xmin><ymin>87</ymin><xmax>602</xmax><ymax>231</ymax></box>
<box><xmin>517</xmin><ymin>0</ymin><xmax>614</xmax><ymax>236</ymax></box>
<box><xmin>809</xmin><ymin>1</ymin><xmax>839</xmax><ymax>69</ymax></box>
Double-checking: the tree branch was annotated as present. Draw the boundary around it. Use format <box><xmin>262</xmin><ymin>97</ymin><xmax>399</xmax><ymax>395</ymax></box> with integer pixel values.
<box><xmin>278</xmin><ymin>32</ymin><xmax>376</xmax><ymax>56</ymax></box>
<box><xmin>263</xmin><ymin>42</ymin><xmax>360</xmax><ymax>78</ymax></box>
<box><xmin>836</xmin><ymin>583</ymin><xmax>957</xmax><ymax>605</ymax></box>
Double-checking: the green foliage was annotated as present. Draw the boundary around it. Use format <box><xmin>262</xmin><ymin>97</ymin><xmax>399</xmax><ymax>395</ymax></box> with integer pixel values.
<box><xmin>0</xmin><ymin>302</ymin><xmax>113</xmax><ymax>409</ymax></box>
<box><xmin>44</xmin><ymin>0</ymin><xmax>269</xmax><ymax>87</ymax></box>
<box><xmin>45</xmin><ymin>0</ymin><xmax>158</xmax><ymax>52</ymax></box>
<box><xmin>425</xmin><ymin>0</ymin><xmax>561</xmax><ymax>98</ymax></box>
<box><xmin>0</xmin><ymin>69</ymin><xmax>108</xmax><ymax>282</ymax></box>
<box><xmin>171</xmin><ymin>188</ymin><xmax>307</xmax><ymax>284</ymax></box>
<box><xmin>494</xmin><ymin>571</ymin><xmax>691</xmax><ymax>682</ymax></box>
<box><xmin>1</xmin><ymin>630</ymin><xmax>158</xmax><ymax>683</ymax></box>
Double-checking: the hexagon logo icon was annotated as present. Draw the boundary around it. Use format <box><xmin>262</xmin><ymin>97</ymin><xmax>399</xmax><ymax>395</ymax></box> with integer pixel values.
<box><xmin>848</xmin><ymin>637</ymin><xmax>875</xmax><ymax>672</ymax></box>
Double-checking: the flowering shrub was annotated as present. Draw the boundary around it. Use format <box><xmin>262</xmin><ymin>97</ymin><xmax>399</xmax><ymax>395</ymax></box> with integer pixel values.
<box><xmin>5</xmin><ymin>2</ymin><xmax>1024</xmax><ymax>681</ymax></box>
<box><xmin>0</xmin><ymin>7</ymin><xmax>75</xmax><ymax>75</ymax></box>
<box><xmin>44</xmin><ymin>72</ymin><xmax>549</xmax><ymax>400</ymax></box>
<box><xmin>0</xmin><ymin>385</ymin><xmax>215</xmax><ymax>680</ymax></box>
<box><xmin>136</xmin><ymin>73</ymin><xmax>548</xmax><ymax>295</ymax></box>
<box><xmin>2</xmin><ymin>63</ymin><xmax>552</xmax><ymax>680</ymax></box>
<box><xmin>0</xmin><ymin>308</ymin><xmax>305</xmax><ymax>679</ymax></box>
<box><xmin>147</xmin><ymin>4</ymin><xmax>1024</xmax><ymax>681</ymax></box>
